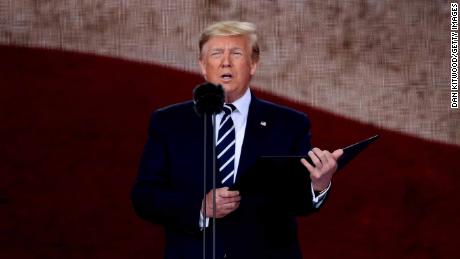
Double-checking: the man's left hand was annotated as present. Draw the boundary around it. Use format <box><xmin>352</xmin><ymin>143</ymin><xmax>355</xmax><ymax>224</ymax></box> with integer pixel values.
<box><xmin>301</xmin><ymin>148</ymin><xmax>344</xmax><ymax>191</ymax></box>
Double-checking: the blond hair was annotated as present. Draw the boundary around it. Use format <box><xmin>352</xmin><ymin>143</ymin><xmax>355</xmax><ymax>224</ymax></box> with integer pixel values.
<box><xmin>199</xmin><ymin>21</ymin><xmax>260</xmax><ymax>62</ymax></box>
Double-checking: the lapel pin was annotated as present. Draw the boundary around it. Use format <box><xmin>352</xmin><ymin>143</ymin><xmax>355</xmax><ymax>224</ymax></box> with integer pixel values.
<box><xmin>260</xmin><ymin>121</ymin><xmax>266</xmax><ymax>126</ymax></box>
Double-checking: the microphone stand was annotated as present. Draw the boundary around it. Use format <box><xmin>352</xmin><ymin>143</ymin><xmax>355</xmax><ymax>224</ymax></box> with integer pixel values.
<box><xmin>202</xmin><ymin>112</ymin><xmax>207</xmax><ymax>259</ymax></box>
<box><xmin>212</xmin><ymin>113</ymin><xmax>218</xmax><ymax>259</ymax></box>
<box><xmin>194</xmin><ymin>83</ymin><xmax>224</xmax><ymax>259</ymax></box>
<box><xmin>202</xmin><ymin>112</ymin><xmax>218</xmax><ymax>259</ymax></box>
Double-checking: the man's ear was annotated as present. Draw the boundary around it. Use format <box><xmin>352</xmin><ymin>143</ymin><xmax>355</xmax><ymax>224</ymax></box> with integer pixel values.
<box><xmin>250</xmin><ymin>60</ymin><xmax>258</xmax><ymax>76</ymax></box>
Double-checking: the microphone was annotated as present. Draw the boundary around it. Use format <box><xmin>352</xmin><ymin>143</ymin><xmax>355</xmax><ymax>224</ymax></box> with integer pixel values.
<box><xmin>193</xmin><ymin>82</ymin><xmax>225</xmax><ymax>253</ymax></box>
<box><xmin>193</xmin><ymin>82</ymin><xmax>225</xmax><ymax>115</ymax></box>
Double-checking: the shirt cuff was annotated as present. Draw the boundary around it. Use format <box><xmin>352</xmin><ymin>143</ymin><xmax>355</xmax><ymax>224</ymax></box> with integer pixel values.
<box><xmin>311</xmin><ymin>182</ymin><xmax>331</xmax><ymax>208</ymax></box>
<box><xmin>199</xmin><ymin>211</ymin><xmax>210</xmax><ymax>229</ymax></box>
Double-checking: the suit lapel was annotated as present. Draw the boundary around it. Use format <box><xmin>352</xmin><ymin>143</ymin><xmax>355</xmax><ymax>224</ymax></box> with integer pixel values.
<box><xmin>237</xmin><ymin>95</ymin><xmax>270</xmax><ymax>179</ymax></box>
<box><xmin>187</xmin><ymin>106</ymin><xmax>216</xmax><ymax>191</ymax></box>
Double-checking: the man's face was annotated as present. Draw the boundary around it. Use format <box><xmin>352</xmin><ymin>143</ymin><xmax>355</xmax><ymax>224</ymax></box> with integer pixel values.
<box><xmin>199</xmin><ymin>35</ymin><xmax>258</xmax><ymax>103</ymax></box>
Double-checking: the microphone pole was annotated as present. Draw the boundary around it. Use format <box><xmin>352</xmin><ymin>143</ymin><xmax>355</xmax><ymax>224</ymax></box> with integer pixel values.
<box><xmin>193</xmin><ymin>83</ymin><xmax>224</xmax><ymax>259</ymax></box>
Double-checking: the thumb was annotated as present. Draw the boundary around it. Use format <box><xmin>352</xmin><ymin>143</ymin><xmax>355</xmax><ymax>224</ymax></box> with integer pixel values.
<box><xmin>217</xmin><ymin>187</ymin><xmax>229</xmax><ymax>195</ymax></box>
<box><xmin>332</xmin><ymin>149</ymin><xmax>344</xmax><ymax>159</ymax></box>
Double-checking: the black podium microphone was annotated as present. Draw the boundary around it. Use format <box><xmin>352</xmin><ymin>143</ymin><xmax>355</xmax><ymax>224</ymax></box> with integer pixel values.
<box><xmin>193</xmin><ymin>82</ymin><xmax>225</xmax><ymax>115</ymax></box>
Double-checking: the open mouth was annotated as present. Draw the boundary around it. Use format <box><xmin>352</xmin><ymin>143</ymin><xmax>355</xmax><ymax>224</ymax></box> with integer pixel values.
<box><xmin>221</xmin><ymin>73</ymin><xmax>233</xmax><ymax>82</ymax></box>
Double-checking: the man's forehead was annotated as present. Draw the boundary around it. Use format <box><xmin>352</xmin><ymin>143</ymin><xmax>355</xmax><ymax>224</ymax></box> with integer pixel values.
<box><xmin>204</xmin><ymin>35</ymin><xmax>251</xmax><ymax>49</ymax></box>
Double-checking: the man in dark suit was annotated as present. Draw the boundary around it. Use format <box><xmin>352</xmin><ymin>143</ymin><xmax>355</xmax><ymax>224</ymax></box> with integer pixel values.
<box><xmin>131</xmin><ymin>21</ymin><xmax>343</xmax><ymax>259</ymax></box>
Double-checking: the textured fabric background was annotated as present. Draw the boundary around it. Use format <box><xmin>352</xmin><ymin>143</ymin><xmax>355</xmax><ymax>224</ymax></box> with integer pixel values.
<box><xmin>0</xmin><ymin>46</ymin><xmax>459</xmax><ymax>259</ymax></box>
<box><xmin>1</xmin><ymin>0</ymin><xmax>458</xmax><ymax>145</ymax></box>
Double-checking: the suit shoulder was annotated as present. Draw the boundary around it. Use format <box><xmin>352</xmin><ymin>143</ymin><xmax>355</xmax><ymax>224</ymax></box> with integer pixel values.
<box><xmin>148</xmin><ymin>100</ymin><xmax>197</xmax><ymax>128</ymax></box>
<box><xmin>156</xmin><ymin>100</ymin><xmax>195</xmax><ymax>115</ymax></box>
<box><xmin>150</xmin><ymin>100</ymin><xmax>196</xmax><ymax>120</ymax></box>
<box><xmin>257</xmin><ymin>99</ymin><xmax>309</xmax><ymax>122</ymax></box>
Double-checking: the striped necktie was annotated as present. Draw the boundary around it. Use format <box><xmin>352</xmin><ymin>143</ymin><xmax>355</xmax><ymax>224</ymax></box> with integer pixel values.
<box><xmin>216</xmin><ymin>104</ymin><xmax>237</xmax><ymax>187</ymax></box>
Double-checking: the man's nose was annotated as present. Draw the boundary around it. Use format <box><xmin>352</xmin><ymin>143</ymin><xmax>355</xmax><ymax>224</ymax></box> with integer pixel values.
<box><xmin>221</xmin><ymin>53</ymin><xmax>232</xmax><ymax>67</ymax></box>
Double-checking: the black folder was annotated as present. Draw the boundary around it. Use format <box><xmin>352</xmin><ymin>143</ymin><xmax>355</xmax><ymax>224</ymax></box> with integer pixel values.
<box><xmin>230</xmin><ymin>135</ymin><xmax>379</xmax><ymax>196</ymax></box>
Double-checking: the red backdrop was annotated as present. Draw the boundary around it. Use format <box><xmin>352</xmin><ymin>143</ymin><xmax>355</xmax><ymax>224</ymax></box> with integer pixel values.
<box><xmin>0</xmin><ymin>46</ymin><xmax>459</xmax><ymax>258</ymax></box>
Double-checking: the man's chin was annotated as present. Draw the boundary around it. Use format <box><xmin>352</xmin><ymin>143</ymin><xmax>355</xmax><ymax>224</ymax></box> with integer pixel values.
<box><xmin>206</xmin><ymin>80</ymin><xmax>230</xmax><ymax>87</ymax></box>
<box><xmin>218</xmin><ymin>81</ymin><xmax>232</xmax><ymax>86</ymax></box>
<box><xmin>218</xmin><ymin>82</ymin><xmax>233</xmax><ymax>90</ymax></box>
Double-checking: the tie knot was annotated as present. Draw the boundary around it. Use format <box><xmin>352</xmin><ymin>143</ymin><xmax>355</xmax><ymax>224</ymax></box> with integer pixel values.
<box><xmin>223</xmin><ymin>104</ymin><xmax>236</xmax><ymax>115</ymax></box>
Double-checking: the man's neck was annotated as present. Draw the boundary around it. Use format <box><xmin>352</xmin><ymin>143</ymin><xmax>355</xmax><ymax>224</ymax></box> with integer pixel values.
<box><xmin>225</xmin><ymin>87</ymin><xmax>250</xmax><ymax>103</ymax></box>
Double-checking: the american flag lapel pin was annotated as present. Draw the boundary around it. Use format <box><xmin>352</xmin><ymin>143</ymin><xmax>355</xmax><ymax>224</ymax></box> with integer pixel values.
<box><xmin>260</xmin><ymin>121</ymin><xmax>266</xmax><ymax>126</ymax></box>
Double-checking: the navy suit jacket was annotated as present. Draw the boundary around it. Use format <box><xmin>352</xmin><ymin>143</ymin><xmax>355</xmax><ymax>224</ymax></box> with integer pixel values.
<box><xmin>131</xmin><ymin>94</ymin><xmax>322</xmax><ymax>259</ymax></box>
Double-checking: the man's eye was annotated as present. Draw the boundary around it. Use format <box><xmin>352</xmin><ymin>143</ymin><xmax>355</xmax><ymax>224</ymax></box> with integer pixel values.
<box><xmin>211</xmin><ymin>52</ymin><xmax>222</xmax><ymax>57</ymax></box>
<box><xmin>233</xmin><ymin>52</ymin><xmax>243</xmax><ymax>56</ymax></box>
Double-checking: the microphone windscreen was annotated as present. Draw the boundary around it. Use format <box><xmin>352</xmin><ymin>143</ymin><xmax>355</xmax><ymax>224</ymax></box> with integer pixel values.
<box><xmin>193</xmin><ymin>82</ymin><xmax>225</xmax><ymax>115</ymax></box>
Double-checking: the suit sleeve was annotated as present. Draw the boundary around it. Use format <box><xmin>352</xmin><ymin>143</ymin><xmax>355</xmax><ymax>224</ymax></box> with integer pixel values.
<box><xmin>131</xmin><ymin>111</ymin><xmax>203</xmax><ymax>234</ymax></box>
<box><xmin>289</xmin><ymin>112</ymin><xmax>330</xmax><ymax>215</ymax></box>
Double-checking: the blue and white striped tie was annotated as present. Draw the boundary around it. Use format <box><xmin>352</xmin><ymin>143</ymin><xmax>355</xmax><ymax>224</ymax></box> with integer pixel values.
<box><xmin>216</xmin><ymin>104</ymin><xmax>236</xmax><ymax>187</ymax></box>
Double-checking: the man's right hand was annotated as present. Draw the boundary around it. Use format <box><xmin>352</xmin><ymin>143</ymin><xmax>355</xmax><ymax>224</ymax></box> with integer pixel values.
<box><xmin>201</xmin><ymin>187</ymin><xmax>241</xmax><ymax>218</ymax></box>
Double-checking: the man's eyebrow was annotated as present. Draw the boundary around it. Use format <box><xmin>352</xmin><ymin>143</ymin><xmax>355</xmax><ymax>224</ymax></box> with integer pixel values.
<box><xmin>208</xmin><ymin>47</ymin><xmax>244</xmax><ymax>52</ymax></box>
<box><xmin>209</xmin><ymin>48</ymin><xmax>224</xmax><ymax>52</ymax></box>
<box><xmin>230</xmin><ymin>47</ymin><xmax>243</xmax><ymax>51</ymax></box>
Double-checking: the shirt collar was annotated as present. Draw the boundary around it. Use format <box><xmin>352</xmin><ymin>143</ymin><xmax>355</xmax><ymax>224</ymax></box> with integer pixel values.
<box><xmin>229</xmin><ymin>87</ymin><xmax>251</xmax><ymax>118</ymax></box>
